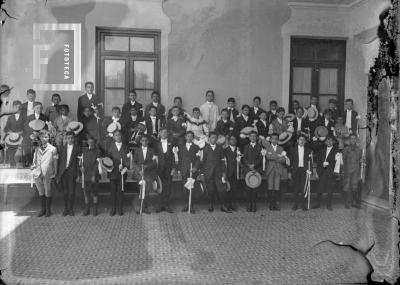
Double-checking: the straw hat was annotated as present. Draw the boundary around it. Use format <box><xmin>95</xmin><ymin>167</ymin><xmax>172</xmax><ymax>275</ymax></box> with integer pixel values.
<box><xmin>284</xmin><ymin>114</ymin><xmax>296</xmax><ymax>122</ymax></box>
<box><xmin>107</xmin><ymin>121</ymin><xmax>122</xmax><ymax>134</ymax></box>
<box><xmin>314</xmin><ymin>126</ymin><xmax>329</xmax><ymax>141</ymax></box>
<box><xmin>245</xmin><ymin>171</ymin><xmax>262</xmax><ymax>188</ymax></box>
<box><xmin>240</xmin><ymin>126</ymin><xmax>256</xmax><ymax>135</ymax></box>
<box><xmin>278</xmin><ymin>131</ymin><xmax>292</xmax><ymax>145</ymax></box>
<box><xmin>28</xmin><ymin>119</ymin><xmax>45</xmax><ymax>131</ymax></box>
<box><xmin>307</xmin><ymin>107</ymin><xmax>319</xmax><ymax>122</ymax></box>
<box><xmin>66</xmin><ymin>121</ymin><xmax>84</xmax><ymax>134</ymax></box>
<box><xmin>99</xmin><ymin>157</ymin><xmax>114</xmax><ymax>172</ymax></box>
<box><xmin>5</xmin><ymin>132</ymin><xmax>23</xmax><ymax>145</ymax></box>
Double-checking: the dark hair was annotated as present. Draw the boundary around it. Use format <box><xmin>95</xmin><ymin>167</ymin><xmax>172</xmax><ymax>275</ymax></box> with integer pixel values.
<box><xmin>33</xmin><ymin>102</ymin><xmax>42</xmax><ymax>107</ymax></box>
<box><xmin>192</xmin><ymin>107</ymin><xmax>200</xmax><ymax>113</ymax></box>
<box><xmin>12</xmin><ymin>100</ymin><xmax>22</xmax><ymax>106</ymax></box>
<box><xmin>228</xmin><ymin>134</ymin><xmax>238</xmax><ymax>141</ymax></box>
<box><xmin>298</xmin><ymin>134</ymin><xmax>307</xmax><ymax>140</ymax></box>
<box><xmin>129</xmin><ymin>89</ymin><xmax>136</xmax><ymax>95</ymax></box>
<box><xmin>296</xmin><ymin>107</ymin><xmax>304</xmax><ymax>113</ymax></box>
<box><xmin>27</xmin><ymin>89</ymin><xmax>36</xmax><ymax>95</ymax></box>
<box><xmin>130</xmin><ymin>106</ymin><xmax>138</xmax><ymax>111</ymax></box>
<box><xmin>209</xmin><ymin>131</ymin><xmax>217</xmax><ymax>137</ymax></box>
<box><xmin>292</xmin><ymin>100</ymin><xmax>300</xmax><ymax>105</ymax></box>
<box><xmin>260</xmin><ymin>110</ymin><xmax>267</xmax><ymax>116</ymax></box>
<box><xmin>59</xmin><ymin>104</ymin><xmax>69</xmax><ymax>112</ymax></box>
<box><xmin>249</xmin><ymin>130</ymin><xmax>258</xmax><ymax>136</ymax></box>
<box><xmin>311</xmin><ymin>95</ymin><xmax>318</xmax><ymax>99</ymax></box>
<box><xmin>51</xmin><ymin>93</ymin><xmax>61</xmax><ymax>99</ymax></box>
<box><xmin>221</xmin><ymin>108</ymin><xmax>228</xmax><ymax>114</ymax></box>
<box><xmin>345</xmin><ymin>98</ymin><xmax>354</xmax><ymax>103</ymax></box>
<box><xmin>241</xmin><ymin>104</ymin><xmax>250</xmax><ymax>110</ymax></box>
<box><xmin>113</xmin><ymin>129</ymin><xmax>122</xmax><ymax>135</ymax></box>
<box><xmin>185</xmin><ymin>131</ymin><xmax>194</xmax><ymax>136</ymax></box>
<box><xmin>228</xmin><ymin>97</ymin><xmax>236</xmax><ymax>103</ymax></box>
<box><xmin>85</xmin><ymin>81</ymin><xmax>94</xmax><ymax>88</ymax></box>
<box><xmin>152</xmin><ymin>91</ymin><xmax>160</xmax><ymax>97</ymax></box>
<box><xmin>65</xmin><ymin>131</ymin><xmax>75</xmax><ymax>137</ymax></box>
<box><xmin>328</xmin><ymin>98</ymin><xmax>337</xmax><ymax>104</ymax></box>
<box><xmin>159</xmin><ymin>127</ymin><xmax>168</xmax><ymax>132</ymax></box>
<box><xmin>270</xmin><ymin>133</ymin><xmax>279</xmax><ymax>138</ymax></box>
<box><xmin>323</xmin><ymin>109</ymin><xmax>333</xmax><ymax>116</ymax></box>
<box><xmin>86</xmin><ymin>135</ymin><xmax>96</xmax><ymax>142</ymax></box>
<box><xmin>174</xmin><ymin>96</ymin><xmax>182</xmax><ymax>102</ymax></box>
<box><xmin>149</xmin><ymin>105</ymin><xmax>157</xmax><ymax>111</ymax></box>
<box><xmin>112</xmin><ymin>106</ymin><xmax>121</xmax><ymax>112</ymax></box>
<box><xmin>270</xmin><ymin>100</ymin><xmax>277</xmax><ymax>106</ymax></box>
<box><xmin>253</xmin><ymin>96</ymin><xmax>261</xmax><ymax>102</ymax></box>
<box><xmin>205</xmin><ymin>90</ymin><xmax>215</xmax><ymax>96</ymax></box>
<box><xmin>277</xmin><ymin>107</ymin><xmax>285</xmax><ymax>113</ymax></box>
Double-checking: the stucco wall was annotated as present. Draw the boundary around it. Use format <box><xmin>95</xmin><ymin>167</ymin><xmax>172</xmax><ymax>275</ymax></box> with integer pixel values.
<box><xmin>0</xmin><ymin>0</ymin><xmax>389</xmax><ymax>118</ymax></box>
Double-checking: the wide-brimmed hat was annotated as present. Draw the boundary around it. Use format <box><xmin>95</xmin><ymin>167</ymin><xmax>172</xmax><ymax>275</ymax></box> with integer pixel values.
<box><xmin>151</xmin><ymin>176</ymin><xmax>163</xmax><ymax>195</ymax></box>
<box><xmin>5</xmin><ymin>132</ymin><xmax>23</xmax><ymax>145</ymax></box>
<box><xmin>284</xmin><ymin>114</ymin><xmax>296</xmax><ymax>122</ymax></box>
<box><xmin>29</xmin><ymin>119</ymin><xmax>45</xmax><ymax>131</ymax></box>
<box><xmin>278</xmin><ymin>131</ymin><xmax>292</xmax><ymax>145</ymax></box>
<box><xmin>240</xmin><ymin>126</ymin><xmax>256</xmax><ymax>135</ymax></box>
<box><xmin>223</xmin><ymin>180</ymin><xmax>231</xmax><ymax>192</ymax></box>
<box><xmin>194</xmin><ymin>138</ymin><xmax>206</xmax><ymax>149</ymax></box>
<box><xmin>107</xmin><ymin>121</ymin><xmax>122</xmax><ymax>134</ymax></box>
<box><xmin>99</xmin><ymin>157</ymin><xmax>114</xmax><ymax>172</ymax></box>
<box><xmin>245</xmin><ymin>171</ymin><xmax>262</xmax><ymax>189</ymax></box>
<box><xmin>66</xmin><ymin>121</ymin><xmax>84</xmax><ymax>134</ymax></box>
<box><xmin>307</xmin><ymin>107</ymin><xmax>319</xmax><ymax>122</ymax></box>
<box><xmin>315</xmin><ymin>126</ymin><xmax>329</xmax><ymax>140</ymax></box>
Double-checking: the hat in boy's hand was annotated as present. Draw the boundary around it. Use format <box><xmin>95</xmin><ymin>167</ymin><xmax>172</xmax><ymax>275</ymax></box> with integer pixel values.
<box><xmin>99</xmin><ymin>157</ymin><xmax>114</xmax><ymax>172</ymax></box>
<box><xmin>66</xmin><ymin>121</ymin><xmax>84</xmax><ymax>134</ymax></box>
<box><xmin>29</xmin><ymin>119</ymin><xmax>46</xmax><ymax>131</ymax></box>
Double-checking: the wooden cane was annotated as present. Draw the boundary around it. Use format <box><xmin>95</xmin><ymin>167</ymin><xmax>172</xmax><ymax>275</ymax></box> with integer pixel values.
<box><xmin>120</xmin><ymin>158</ymin><xmax>124</xmax><ymax>192</ymax></box>
<box><xmin>307</xmin><ymin>159</ymin><xmax>311</xmax><ymax>210</ymax></box>
<box><xmin>81</xmin><ymin>155</ymin><xmax>85</xmax><ymax>189</ymax></box>
<box><xmin>139</xmin><ymin>164</ymin><xmax>144</xmax><ymax>215</ymax></box>
<box><xmin>188</xmin><ymin>163</ymin><xmax>193</xmax><ymax>214</ymax></box>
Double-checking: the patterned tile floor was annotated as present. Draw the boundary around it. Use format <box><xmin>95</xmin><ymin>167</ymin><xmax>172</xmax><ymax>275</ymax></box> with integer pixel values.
<box><xmin>0</xmin><ymin>186</ymin><xmax>398</xmax><ymax>285</ymax></box>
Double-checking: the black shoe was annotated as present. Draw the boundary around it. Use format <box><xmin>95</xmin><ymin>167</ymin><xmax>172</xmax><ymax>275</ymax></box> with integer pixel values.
<box><xmin>110</xmin><ymin>208</ymin><xmax>116</xmax><ymax>216</ymax></box>
<box><xmin>62</xmin><ymin>208</ymin><xmax>69</xmax><ymax>216</ymax></box>
<box><xmin>221</xmin><ymin>206</ymin><xmax>232</xmax><ymax>213</ymax></box>
<box><xmin>292</xmin><ymin>204</ymin><xmax>298</xmax><ymax>211</ymax></box>
<box><xmin>302</xmin><ymin>205</ymin><xmax>308</xmax><ymax>211</ymax></box>
<box><xmin>208</xmin><ymin>205</ymin><xmax>214</xmax><ymax>212</ymax></box>
<box><xmin>229</xmin><ymin>204</ymin><xmax>238</xmax><ymax>211</ymax></box>
<box><xmin>69</xmin><ymin>209</ymin><xmax>74</xmax><ymax>216</ymax></box>
<box><xmin>155</xmin><ymin>207</ymin><xmax>164</xmax><ymax>213</ymax></box>
<box><xmin>252</xmin><ymin>204</ymin><xmax>257</xmax><ymax>212</ymax></box>
<box><xmin>274</xmin><ymin>203</ymin><xmax>280</xmax><ymax>211</ymax></box>
<box><xmin>269</xmin><ymin>203</ymin><xmax>274</xmax><ymax>211</ymax></box>
<box><xmin>312</xmin><ymin>203</ymin><xmax>321</xmax><ymax>209</ymax></box>
<box><xmin>182</xmin><ymin>206</ymin><xmax>188</xmax><ymax>212</ymax></box>
<box><xmin>327</xmin><ymin>205</ymin><xmax>333</xmax><ymax>211</ymax></box>
<box><xmin>118</xmin><ymin>208</ymin><xmax>123</xmax><ymax>216</ymax></box>
<box><xmin>247</xmin><ymin>204</ymin><xmax>252</xmax><ymax>212</ymax></box>
<box><xmin>143</xmin><ymin>208</ymin><xmax>151</xmax><ymax>214</ymax></box>
<box><xmin>45</xmin><ymin>197</ymin><xmax>52</xmax><ymax>217</ymax></box>
<box><xmin>83</xmin><ymin>205</ymin><xmax>90</xmax><ymax>216</ymax></box>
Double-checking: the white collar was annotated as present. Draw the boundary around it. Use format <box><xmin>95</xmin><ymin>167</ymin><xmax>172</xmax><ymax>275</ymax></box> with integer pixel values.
<box><xmin>161</xmin><ymin>138</ymin><xmax>168</xmax><ymax>142</ymax></box>
<box><xmin>172</xmin><ymin>116</ymin><xmax>178</xmax><ymax>121</ymax></box>
<box><xmin>229</xmin><ymin>145</ymin><xmax>236</xmax><ymax>151</ymax></box>
<box><xmin>130</xmin><ymin>101</ymin><xmax>136</xmax><ymax>105</ymax></box>
<box><xmin>150</xmin><ymin>116</ymin><xmax>157</xmax><ymax>120</ymax></box>
<box><xmin>250</xmin><ymin>142</ymin><xmax>256</xmax><ymax>147</ymax></box>
<box><xmin>210</xmin><ymin>144</ymin><xmax>216</xmax><ymax>148</ymax></box>
<box><xmin>152</xmin><ymin>102</ymin><xmax>158</xmax><ymax>106</ymax></box>
<box><xmin>277</xmin><ymin>118</ymin><xmax>283</xmax><ymax>123</ymax></box>
<box><xmin>327</xmin><ymin>146</ymin><xmax>333</xmax><ymax>150</ymax></box>
<box><xmin>142</xmin><ymin>146</ymin><xmax>147</xmax><ymax>149</ymax></box>
<box><xmin>271</xmin><ymin>110</ymin><xmax>276</xmax><ymax>114</ymax></box>
<box><xmin>298</xmin><ymin>145</ymin><xmax>304</xmax><ymax>149</ymax></box>
<box><xmin>253</xmin><ymin>106</ymin><xmax>258</xmax><ymax>110</ymax></box>
<box><xmin>115</xmin><ymin>142</ymin><xmax>122</xmax><ymax>146</ymax></box>
<box><xmin>67</xmin><ymin>144</ymin><xmax>73</xmax><ymax>148</ymax></box>
<box><xmin>222</xmin><ymin>119</ymin><xmax>228</xmax><ymax>123</ymax></box>
<box><xmin>242</xmin><ymin>114</ymin><xmax>248</xmax><ymax>119</ymax></box>
<box><xmin>186</xmin><ymin>142</ymin><xmax>192</xmax><ymax>146</ymax></box>
<box><xmin>347</xmin><ymin>109</ymin><xmax>352</xmax><ymax>112</ymax></box>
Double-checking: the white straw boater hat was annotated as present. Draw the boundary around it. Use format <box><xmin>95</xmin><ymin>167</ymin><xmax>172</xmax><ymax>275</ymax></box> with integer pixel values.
<box><xmin>278</xmin><ymin>131</ymin><xmax>292</xmax><ymax>145</ymax></box>
<box><xmin>245</xmin><ymin>171</ymin><xmax>262</xmax><ymax>189</ymax></box>
<box><xmin>107</xmin><ymin>121</ymin><xmax>121</xmax><ymax>134</ymax></box>
<box><xmin>99</xmin><ymin>157</ymin><xmax>114</xmax><ymax>172</ymax></box>
<box><xmin>240</xmin><ymin>126</ymin><xmax>256</xmax><ymax>135</ymax></box>
<box><xmin>66</xmin><ymin>121</ymin><xmax>84</xmax><ymax>134</ymax></box>
<box><xmin>5</xmin><ymin>132</ymin><xmax>23</xmax><ymax>145</ymax></box>
<box><xmin>284</xmin><ymin>114</ymin><xmax>296</xmax><ymax>122</ymax></box>
<box><xmin>314</xmin><ymin>126</ymin><xmax>329</xmax><ymax>141</ymax></box>
<box><xmin>28</xmin><ymin>119</ymin><xmax>46</xmax><ymax>131</ymax></box>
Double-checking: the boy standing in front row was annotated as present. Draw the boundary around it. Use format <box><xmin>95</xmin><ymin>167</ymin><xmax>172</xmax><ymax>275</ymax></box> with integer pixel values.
<box><xmin>342</xmin><ymin>134</ymin><xmax>362</xmax><ymax>209</ymax></box>
<box><xmin>31</xmin><ymin>130</ymin><xmax>58</xmax><ymax>217</ymax></box>
<box><xmin>80</xmin><ymin>136</ymin><xmax>102</xmax><ymax>216</ymax></box>
<box><xmin>242</xmin><ymin>131</ymin><xmax>262</xmax><ymax>212</ymax></box>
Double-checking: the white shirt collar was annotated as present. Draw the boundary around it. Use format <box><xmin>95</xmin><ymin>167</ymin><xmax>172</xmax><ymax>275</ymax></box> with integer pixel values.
<box><xmin>172</xmin><ymin>116</ymin><xmax>178</xmax><ymax>121</ymax></box>
<box><xmin>130</xmin><ymin>101</ymin><xmax>136</xmax><ymax>105</ymax></box>
<box><xmin>277</xmin><ymin>118</ymin><xmax>283</xmax><ymax>124</ymax></box>
<box><xmin>152</xmin><ymin>102</ymin><xmax>158</xmax><ymax>107</ymax></box>
<box><xmin>67</xmin><ymin>143</ymin><xmax>73</xmax><ymax>148</ymax></box>
<box><xmin>34</xmin><ymin>113</ymin><xmax>40</xmax><ymax>119</ymax></box>
<box><xmin>150</xmin><ymin>116</ymin><xmax>156</xmax><ymax>120</ymax></box>
<box><xmin>242</xmin><ymin>114</ymin><xmax>248</xmax><ymax>120</ymax></box>
<box><xmin>230</xmin><ymin>145</ymin><xmax>236</xmax><ymax>151</ymax></box>
<box><xmin>250</xmin><ymin>142</ymin><xmax>256</xmax><ymax>147</ymax></box>
<box><xmin>87</xmin><ymin>93</ymin><xmax>93</xmax><ymax>99</ymax></box>
<box><xmin>115</xmin><ymin>142</ymin><xmax>122</xmax><ymax>146</ymax></box>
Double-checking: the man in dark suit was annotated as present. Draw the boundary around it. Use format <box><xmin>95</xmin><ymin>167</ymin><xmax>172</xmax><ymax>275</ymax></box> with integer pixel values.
<box><xmin>202</xmin><ymin>132</ymin><xmax>230</xmax><ymax>213</ymax></box>
<box><xmin>215</xmin><ymin>109</ymin><xmax>235</xmax><ymax>137</ymax></box>
<box><xmin>317</xmin><ymin>109</ymin><xmax>335</xmax><ymax>136</ymax></box>
<box><xmin>292</xmin><ymin>107</ymin><xmax>309</xmax><ymax>142</ymax></box>
<box><xmin>176</xmin><ymin>131</ymin><xmax>200</xmax><ymax>213</ymax></box>
<box><xmin>77</xmin><ymin>82</ymin><xmax>102</xmax><ymax>123</ymax></box>
<box><xmin>107</xmin><ymin>130</ymin><xmax>130</xmax><ymax>216</ymax></box>
<box><xmin>226</xmin><ymin>97</ymin><xmax>239</xmax><ymax>123</ymax></box>
<box><xmin>289</xmin><ymin>134</ymin><xmax>312</xmax><ymax>211</ymax></box>
<box><xmin>249</xmin><ymin>96</ymin><xmax>265</xmax><ymax>123</ymax></box>
<box><xmin>255</xmin><ymin>111</ymin><xmax>269</xmax><ymax>139</ymax></box>
<box><xmin>57</xmin><ymin>132</ymin><xmax>80</xmax><ymax>216</ymax></box>
<box><xmin>343</xmin><ymin>98</ymin><xmax>359</xmax><ymax>135</ymax></box>
<box><xmin>133</xmin><ymin>135</ymin><xmax>158</xmax><ymax>214</ymax></box>
<box><xmin>166</xmin><ymin>106</ymin><xmax>186</xmax><ymax>146</ymax></box>
<box><xmin>266</xmin><ymin>100</ymin><xmax>278</xmax><ymax>125</ymax></box>
<box><xmin>145</xmin><ymin>106</ymin><xmax>165</xmax><ymax>146</ymax></box>
<box><xmin>20</xmin><ymin>89</ymin><xmax>37</xmax><ymax>120</ymax></box>
<box><xmin>121</xmin><ymin>90</ymin><xmax>143</xmax><ymax>121</ymax></box>
<box><xmin>313</xmin><ymin>135</ymin><xmax>338</xmax><ymax>210</ymax></box>
<box><xmin>234</xmin><ymin>105</ymin><xmax>253</xmax><ymax>151</ymax></box>
<box><xmin>224</xmin><ymin>135</ymin><xmax>241</xmax><ymax>211</ymax></box>
<box><xmin>155</xmin><ymin>129</ymin><xmax>174</xmax><ymax>213</ymax></box>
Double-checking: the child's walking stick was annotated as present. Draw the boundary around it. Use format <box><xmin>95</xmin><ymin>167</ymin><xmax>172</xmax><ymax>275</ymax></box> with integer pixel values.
<box><xmin>188</xmin><ymin>163</ymin><xmax>193</xmax><ymax>214</ymax></box>
<box><xmin>81</xmin><ymin>155</ymin><xmax>85</xmax><ymax>189</ymax></box>
<box><xmin>139</xmin><ymin>164</ymin><xmax>145</xmax><ymax>215</ymax></box>
<box><xmin>120</xmin><ymin>158</ymin><xmax>124</xmax><ymax>192</ymax></box>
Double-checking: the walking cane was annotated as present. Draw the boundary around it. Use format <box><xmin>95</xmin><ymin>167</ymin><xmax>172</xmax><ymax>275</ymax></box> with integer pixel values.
<box><xmin>139</xmin><ymin>164</ymin><xmax>145</xmax><ymax>215</ymax></box>
<box><xmin>120</xmin><ymin>158</ymin><xmax>124</xmax><ymax>192</ymax></box>
<box><xmin>307</xmin><ymin>159</ymin><xmax>311</xmax><ymax>209</ymax></box>
<box><xmin>188</xmin><ymin>163</ymin><xmax>193</xmax><ymax>214</ymax></box>
<box><xmin>81</xmin><ymin>155</ymin><xmax>85</xmax><ymax>189</ymax></box>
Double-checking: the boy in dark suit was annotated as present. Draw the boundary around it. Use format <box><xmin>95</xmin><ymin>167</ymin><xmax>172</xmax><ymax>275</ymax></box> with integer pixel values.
<box><xmin>227</xmin><ymin>97</ymin><xmax>239</xmax><ymax>123</ymax></box>
<box><xmin>166</xmin><ymin>106</ymin><xmax>186</xmax><ymax>146</ymax></box>
<box><xmin>155</xmin><ymin>128</ymin><xmax>174</xmax><ymax>213</ymax></box>
<box><xmin>224</xmin><ymin>135</ymin><xmax>241</xmax><ymax>211</ymax></box>
<box><xmin>4</xmin><ymin>101</ymin><xmax>24</xmax><ymax>166</ymax></box>
<box><xmin>77</xmin><ymin>82</ymin><xmax>103</xmax><ymax>123</ymax></box>
<box><xmin>133</xmin><ymin>135</ymin><xmax>158</xmax><ymax>214</ymax></box>
<box><xmin>176</xmin><ymin>131</ymin><xmax>200</xmax><ymax>213</ymax></box>
<box><xmin>144</xmin><ymin>91</ymin><xmax>166</xmax><ymax>120</ymax></box>
<box><xmin>292</xmin><ymin>107</ymin><xmax>309</xmax><ymax>142</ymax></box>
<box><xmin>107</xmin><ymin>130</ymin><xmax>130</xmax><ymax>216</ymax></box>
<box><xmin>249</xmin><ymin>96</ymin><xmax>264</xmax><ymax>123</ymax></box>
<box><xmin>123</xmin><ymin>106</ymin><xmax>144</xmax><ymax>144</ymax></box>
<box><xmin>317</xmin><ymin>109</ymin><xmax>335</xmax><ymax>136</ymax></box>
<box><xmin>234</xmin><ymin>105</ymin><xmax>253</xmax><ymax>151</ymax></box>
<box><xmin>45</xmin><ymin>93</ymin><xmax>61</xmax><ymax>124</ymax></box>
<box><xmin>266</xmin><ymin>100</ymin><xmax>278</xmax><ymax>125</ymax></box>
<box><xmin>167</xmin><ymin>96</ymin><xmax>186</xmax><ymax>120</ymax></box>
<box><xmin>289</xmin><ymin>134</ymin><xmax>312</xmax><ymax>211</ymax></box>
<box><xmin>20</xmin><ymin>89</ymin><xmax>37</xmax><ymax>120</ymax></box>
<box><xmin>255</xmin><ymin>111</ymin><xmax>269</xmax><ymax>140</ymax></box>
<box><xmin>81</xmin><ymin>107</ymin><xmax>101</xmax><ymax>148</ymax></box>
<box><xmin>215</xmin><ymin>108</ymin><xmax>235</xmax><ymax>137</ymax></box>
<box><xmin>145</xmin><ymin>105</ymin><xmax>164</xmax><ymax>146</ymax></box>
<box><xmin>202</xmin><ymin>132</ymin><xmax>230</xmax><ymax>213</ymax></box>
<box><xmin>242</xmin><ymin>131</ymin><xmax>263</xmax><ymax>212</ymax></box>
<box><xmin>121</xmin><ymin>90</ymin><xmax>143</xmax><ymax>121</ymax></box>
<box><xmin>80</xmin><ymin>136</ymin><xmax>102</xmax><ymax>216</ymax></box>
<box><xmin>313</xmin><ymin>135</ymin><xmax>338</xmax><ymax>210</ymax></box>
<box><xmin>57</xmin><ymin>131</ymin><xmax>80</xmax><ymax>216</ymax></box>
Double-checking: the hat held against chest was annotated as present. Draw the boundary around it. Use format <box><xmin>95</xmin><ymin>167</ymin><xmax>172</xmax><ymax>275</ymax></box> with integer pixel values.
<box><xmin>29</xmin><ymin>119</ymin><xmax>46</xmax><ymax>131</ymax></box>
<box><xmin>245</xmin><ymin>171</ymin><xmax>262</xmax><ymax>189</ymax></box>
<box><xmin>99</xmin><ymin>157</ymin><xmax>114</xmax><ymax>172</ymax></box>
<box><xmin>307</xmin><ymin>107</ymin><xmax>319</xmax><ymax>122</ymax></box>
<box><xmin>107</xmin><ymin>121</ymin><xmax>121</xmax><ymax>134</ymax></box>
<box><xmin>314</xmin><ymin>126</ymin><xmax>328</xmax><ymax>141</ymax></box>
<box><xmin>278</xmin><ymin>131</ymin><xmax>292</xmax><ymax>145</ymax></box>
<box><xmin>5</xmin><ymin>132</ymin><xmax>23</xmax><ymax>145</ymax></box>
<box><xmin>66</xmin><ymin>121</ymin><xmax>84</xmax><ymax>134</ymax></box>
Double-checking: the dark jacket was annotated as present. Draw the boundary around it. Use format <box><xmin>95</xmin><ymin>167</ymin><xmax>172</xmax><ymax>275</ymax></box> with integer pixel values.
<box><xmin>249</xmin><ymin>107</ymin><xmax>265</xmax><ymax>122</ymax></box>
<box><xmin>255</xmin><ymin>120</ymin><xmax>269</xmax><ymax>138</ymax></box>
<box><xmin>289</xmin><ymin>145</ymin><xmax>312</xmax><ymax>176</ymax></box>
<box><xmin>242</xmin><ymin>143</ymin><xmax>263</xmax><ymax>172</ymax></box>
<box><xmin>77</xmin><ymin>93</ymin><xmax>102</xmax><ymax>122</ymax></box>
<box><xmin>224</xmin><ymin>145</ymin><xmax>240</xmax><ymax>178</ymax></box>
<box><xmin>81</xmin><ymin>147</ymin><xmax>101</xmax><ymax>181</ymax></box>
<box><xmin>154</xmin><ymin>139</ymin><xmax>174</xmax><ymax>176</ymax></box>
<box><xmin>133</xmin><ymin>146</ymin><xmax>157</xmax><ymax>180</ymax></box>
<box><xmin>121</xmin><ymin>101</ymin><xmax>143</xmax><ymax>121</ymax></box>
<box><xmin>201</xmin><ymin>144</ymin><xmax>225</xmax><ymax>180</ymax></box>
<box><xmin>177</xmin><ymin>143</ymin><xmax>200</xmax><ymax>179</ymax></box>
<box><xmin>58</xmin><ymin>143</ymin><xmax>80</xmax><ymax>178</ymax></box>
<box><xmin>317</xmin><ymin>145</ymin><xmax>338</xmax><ymax>175</ymax></box>
<box><xmin>107</xmin><ymin>142</ymin><xmax>130</xmax><ymax>180</ymax></box>
<box><xmin>4</xmin><ymin>113</ymin><xmax>24</xmax><ymax>134</ymax></box>
<box><xmin>343</xmin><ymin>110</ymin><xmax>358</xmax><ymax>135</ymax></box>
<box><xmin>227</xmin><ymin>108</ymin><xmax>239</xmax><ymax>123</ymax></box>
<box><xmin>215</xmin><ymin>119</ymin><xmax>235</xmax><ymax>136</ymax></box>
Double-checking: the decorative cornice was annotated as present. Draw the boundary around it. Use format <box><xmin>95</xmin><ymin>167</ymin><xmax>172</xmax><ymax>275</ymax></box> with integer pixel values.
<box><xmin>288</xmin><ymin>0</ymin><xmax>364</xmax><ymax>9</ymax></box>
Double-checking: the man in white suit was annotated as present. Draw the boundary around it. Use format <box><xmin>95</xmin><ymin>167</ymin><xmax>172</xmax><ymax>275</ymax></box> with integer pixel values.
<box><xmin>199</xmin><ymin>90</ymin><xmax>219</xmax><ymax>132</ymax></box>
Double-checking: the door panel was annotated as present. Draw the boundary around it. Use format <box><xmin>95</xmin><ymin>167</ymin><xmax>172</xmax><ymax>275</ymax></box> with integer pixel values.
<box><xmin>103</xmin><ymin>58</ymin><xmax>128</xmax><ymax>116</ymax></box>
<box><xmin>133</xmin><ymin>61</ymin><xmax>155</xmax><ymax>89</ymax></box>
<box><xmin>319</xmin><ymin>68</ymin><xmax>338</xmax><ymax>95</ymax></box>
<box><xmin>292</xmin><ymin>67</ymin><xmax>312</xmax><ymax>94</ymax></box>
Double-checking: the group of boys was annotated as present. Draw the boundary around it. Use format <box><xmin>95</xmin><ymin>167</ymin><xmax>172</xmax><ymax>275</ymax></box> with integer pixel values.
<box><xmin>0</xmin><ymin>83</ymin><xmax>364</xmax><ymax>217</ymax></box>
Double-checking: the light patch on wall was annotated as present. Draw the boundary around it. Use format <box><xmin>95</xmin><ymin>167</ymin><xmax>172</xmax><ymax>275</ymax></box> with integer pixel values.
<box><xmin>32</xmin><ymin>23</ymin><xmax>81</xmax><ymax>91</ymax></box>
